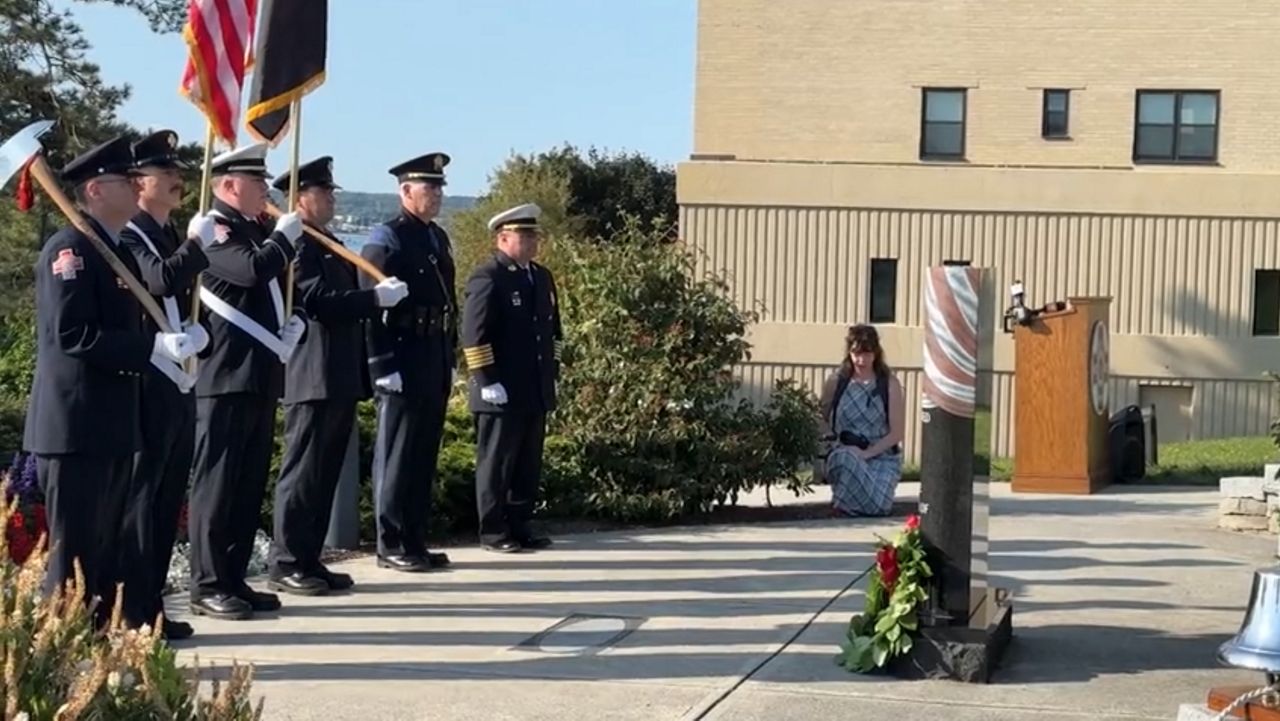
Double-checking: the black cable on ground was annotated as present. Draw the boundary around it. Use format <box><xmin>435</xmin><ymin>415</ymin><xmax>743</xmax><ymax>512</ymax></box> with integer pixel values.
<box><xmin>686</xmin><ymin>563</ymin><xmax>873</xmax><ymax>720</ymax></box>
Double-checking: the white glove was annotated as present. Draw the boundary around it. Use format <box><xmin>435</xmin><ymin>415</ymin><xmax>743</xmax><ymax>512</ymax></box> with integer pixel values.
<box><xmin>277</xmin><ymin>315</ymin><xmax>306</xmax><ymax>362</ymax></box>
<box><xmin>182</xmin><ymin>321</ymin><xmax>209</xmax><ymax>354</ymax></box>
<box><xmin>186</xmin><ymin>214</ymin><xmax>218</xmax><ymax>247</ymax></box>
<box><xmin>375</xmin><ymin>372</ymin><xmax>403</xmax><ymax>393</ymax></box>
<box><xmin>273</xmin><ymin>211</ymin><xmax>303</xmax><ymax>244</ymax></box>
<box><xmin>152</xmin><ymin>332</ymin><xmax>197</xmax><ymax>363</ymax></box>
<box><xmin>481</xmin><ymin>383</ymin><xmax>508</xmax><ymax>405</ymax></box>
<box><xmin>373</xmin><ymin>277</ymin><xmax>409</xmax><ymax>308</ymax></box>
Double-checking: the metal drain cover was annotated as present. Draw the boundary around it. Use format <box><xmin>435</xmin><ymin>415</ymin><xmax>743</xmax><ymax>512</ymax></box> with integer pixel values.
<box><xmin>517</xmin><ymin>614</ymin><xmax>644</xmax><ymax>655</ymax></box>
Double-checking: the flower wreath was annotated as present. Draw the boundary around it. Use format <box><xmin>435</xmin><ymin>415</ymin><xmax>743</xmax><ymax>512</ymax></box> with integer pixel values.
<box><xmin>836</xmin><ymin>514</ymin><xmax>932</xmax><ymax>673</ymax></box>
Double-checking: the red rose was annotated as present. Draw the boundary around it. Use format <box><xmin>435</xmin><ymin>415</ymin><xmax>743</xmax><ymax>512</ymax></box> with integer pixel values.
<box><xmin>6</xmin><ymin>511</ymin><xmax>34</xmax><ymax>564</ymax></box>
<box><xmin>876</xmin><ymin>545</ymin><xmax>900</xmax><ymax>595</ymax></box>
<box><xmin>905</xmin><ymin>514</ymin><xmax>920</xmax><ymax>531</ymax></box>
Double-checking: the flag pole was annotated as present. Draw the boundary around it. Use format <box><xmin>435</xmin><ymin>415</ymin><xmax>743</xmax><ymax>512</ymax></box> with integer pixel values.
<box><xmin>284</xmin><ymin>97</ymin><xmax>301</xmax><ymax>317</ymax></box>
<box><xmin>187</xmin><ymin>122</ymin><xmax>216</xmax><ymax>375</ymax></box>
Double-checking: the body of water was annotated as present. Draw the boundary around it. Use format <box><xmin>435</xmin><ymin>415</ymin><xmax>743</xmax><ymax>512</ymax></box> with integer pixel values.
<box><xmin>336</xmin><ymin>232</ymin><xmax>369</xmax><ymax>251</ymax></box>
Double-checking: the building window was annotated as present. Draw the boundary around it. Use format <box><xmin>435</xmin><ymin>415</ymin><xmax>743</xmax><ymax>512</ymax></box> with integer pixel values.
<box><xmin>1042</xmin><ymin>89</ymin><xmax>1070</xmax><ymax>138</ymax></box>
<box><xmin>869</xmin><ymin>259</ymin><xmax>898</xmax><ymax>323</ymax></box>
<box><xmin>920</xmin><ymin>89</ymin><xmax>966</xmax><ymax>159</ymax></box>
<box><xmin>1134</xmin><ymin>90</ymin><xmax>1219</xmax><ymax>163</ymax></box>
<box><xmin>1253</xmin><ymin>270</ymin><xmax>1280</xmax><ymax>336</ymax></box>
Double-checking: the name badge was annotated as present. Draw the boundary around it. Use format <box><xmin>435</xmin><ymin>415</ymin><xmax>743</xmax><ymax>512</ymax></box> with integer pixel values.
<box><xmin>510</xmin><ymin>292</ymin><xmax>522</xmax><ymax>307</ymax></box>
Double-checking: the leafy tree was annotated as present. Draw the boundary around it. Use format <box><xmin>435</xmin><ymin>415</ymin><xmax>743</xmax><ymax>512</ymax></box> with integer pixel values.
<box><xmin>449</xmin><ymin>144</ymin><xmax>677</xmax><ymax>297</ymax></box>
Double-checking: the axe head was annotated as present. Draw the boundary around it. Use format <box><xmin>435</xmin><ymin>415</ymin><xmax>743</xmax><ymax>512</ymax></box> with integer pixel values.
<box><xmin>0</xmin><ymin>120</ymin><xmax>55</xmax><ymax>190</ymax></box>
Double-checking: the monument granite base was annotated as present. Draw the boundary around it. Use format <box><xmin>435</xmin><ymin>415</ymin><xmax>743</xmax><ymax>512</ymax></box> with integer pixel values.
<box><xmin>888</xmin><ymin>588</ymin><xmax>1015</xmax><ymax>684</ymax></box>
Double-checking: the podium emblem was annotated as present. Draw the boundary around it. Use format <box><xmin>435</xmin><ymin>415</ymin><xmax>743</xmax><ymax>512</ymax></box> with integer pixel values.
<box><xmin>1089</xmin><ymin>320</ymin><xmax>1109</xmax><ymax>416</ymax></box>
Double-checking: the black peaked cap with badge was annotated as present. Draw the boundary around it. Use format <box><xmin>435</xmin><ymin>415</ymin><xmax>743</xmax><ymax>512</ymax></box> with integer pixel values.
<box><xmin>388</xmin><ymin>152</ymin><xmax>449</xmax><ymax>185</ymax></box>
<box><xmin>273</xmin><ymin>156</ymin><xmax>341</xmax><ymax>193</ymax></box>
<box><xmin>131</xmin><ymin>129</ymin><xmax>191</xmax><ymax>171</ymax></box>
<box><xmin>59</xmin><ymin>135</ymin><xmax>142</xmax><ymax>185</ymax></box>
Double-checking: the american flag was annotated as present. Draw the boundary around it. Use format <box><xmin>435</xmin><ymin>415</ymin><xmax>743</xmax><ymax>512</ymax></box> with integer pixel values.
<box><xmin>179</xmin><ymin>0</ymin><xmax>259</xmax><ymax>144</ymax></box>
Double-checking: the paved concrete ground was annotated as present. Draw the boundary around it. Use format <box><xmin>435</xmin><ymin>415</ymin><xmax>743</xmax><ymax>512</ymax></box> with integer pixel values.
<box><xmin>169</xmin><ymin>483</ymin><xmax>1278</xmax><ymax>720</ymax></box>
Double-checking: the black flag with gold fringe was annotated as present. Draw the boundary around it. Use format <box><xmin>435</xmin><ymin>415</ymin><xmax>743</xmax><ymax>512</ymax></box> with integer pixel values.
<box><xmin>244</xmin><ymin>0</ymin><xmax>327</xmax><ymax>145</ymax></box>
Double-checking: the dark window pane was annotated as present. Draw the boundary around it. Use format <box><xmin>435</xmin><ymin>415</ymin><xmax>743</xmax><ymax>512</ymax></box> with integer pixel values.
<box><xmin>1045</xmin><ymin>110</ymin><xmax>1068</xmax><ymax>136</ymax></box>
<box><xmin>1138</xmin><ymin>93</ymin><xmax>1175</xmax><ymax>123</ymax></box>
<box><xmin>1180</xmin><ymin>93</ymin><xmax>1217</xmax><ymax>125</ymax></box>
<box><xmin>924</xmin><ymin>122</ymin><xmax>963</xmax><ymax>156</ymax></box>
<box><xmin>1254</xmin><ymin>270</ymin><xmax>1280</xmax><ymax>336</ymax></box>
<box><xmin>1045</xmin><ymin>90</ymin><xmax>1068</xmax><ymax>113</ymax></box>
<box><xmin>925</xmin><ymin>91</ymin><xmax>965</xmax><ymax>122</ymax></box>
<box><xmin>1136</xmin><ymin>125</ymin><xmax>1175</xmax><ymax>159</ymax></box>
<box><xmin>1178</xmin><ymin>125</ymin><xmax>1216</xmax><ymax>159</ymax></box>
<box><xmin>870</xmin><ymin>259</ymin><xmax>897</xmax><ymax>323</ymax></box>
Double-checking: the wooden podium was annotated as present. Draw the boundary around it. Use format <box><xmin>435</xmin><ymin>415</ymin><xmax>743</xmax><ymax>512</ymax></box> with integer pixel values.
<box><xmin>1011</xmin><ymin>296</ymin><xmax>1112</xmax><ymax>494</ymax></box>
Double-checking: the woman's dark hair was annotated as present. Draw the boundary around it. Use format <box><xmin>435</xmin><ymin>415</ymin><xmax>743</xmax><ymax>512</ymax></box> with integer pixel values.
<box><xmin>840</xmin><ymin>324</ymin><xmax>890</xmax><ymax>379</ymax></box>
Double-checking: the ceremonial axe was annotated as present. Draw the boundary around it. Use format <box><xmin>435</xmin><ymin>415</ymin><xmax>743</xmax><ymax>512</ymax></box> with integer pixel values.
<box><xmin>0</xmin><ymin>120</ymin><xmax>176</xmax><ymax>334</ymax></box>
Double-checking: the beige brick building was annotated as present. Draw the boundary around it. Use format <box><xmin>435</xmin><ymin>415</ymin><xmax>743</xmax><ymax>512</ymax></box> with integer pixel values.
<box><xmin>678</xmin><ymin>0</ymin><xmax>1280</xmax><ymax>462</ymax></box>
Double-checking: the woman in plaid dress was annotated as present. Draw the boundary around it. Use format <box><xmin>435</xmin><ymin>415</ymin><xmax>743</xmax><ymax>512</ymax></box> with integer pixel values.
<box><xmin>819</xmin><ymin>325</ymin><xmax>905</xmax><ymax>516</ymax></box>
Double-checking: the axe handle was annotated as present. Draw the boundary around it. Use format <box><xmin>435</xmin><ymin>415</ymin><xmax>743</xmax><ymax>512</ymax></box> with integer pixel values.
<box><xmin>263</xmin><ymin>202</ymin><xmax>388</xmax><ymax>283</ymax></box>
<box><xmin>29</xmin><ymin>157</ymin><xmax>176</xmax><ymax>335</ymax></box>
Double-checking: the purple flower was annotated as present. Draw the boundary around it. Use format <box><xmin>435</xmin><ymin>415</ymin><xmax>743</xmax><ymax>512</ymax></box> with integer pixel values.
<box><xmin>6</xmin><ymin>452</ymin><xmax>40</xmax><ymax>507</ymax></box>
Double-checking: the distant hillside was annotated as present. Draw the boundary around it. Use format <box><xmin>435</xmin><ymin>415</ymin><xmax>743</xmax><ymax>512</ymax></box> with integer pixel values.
<box><xmin>331</xmin><ymin>192</ymin><xmax>477</xmax><ymax>231</ymax></box>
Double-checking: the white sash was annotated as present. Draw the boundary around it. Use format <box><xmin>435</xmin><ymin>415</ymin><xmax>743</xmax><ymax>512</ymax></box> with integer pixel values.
<box><xmin>201</xmin><ymin>209</ymin><xmax>290</xmax><ymax>359</ymax></box>
<box><xmin>125</xmin><ymin>220</ymin><xmax>192</xmax><ymax>391</ymax></box>
<box><xmin>124</xmin><ymin>221</ymin><xmax>182</xmax><ymax>330</ymax></box>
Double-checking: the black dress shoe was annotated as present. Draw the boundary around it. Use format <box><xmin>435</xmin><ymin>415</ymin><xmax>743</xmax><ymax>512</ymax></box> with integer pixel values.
<box><xmin>426</xmin><ymin>551</ymin><xmax>451</xmax><ymax>568</ymax></box>
<box><xmin>236</xmin><ymin>586</ymin><xmax>282</xmax><ymax>612</ymax></box>
<box><xmin>481</xmin><ymin>538</ymin><xmax>522</xmax><ymax>554</ymax></box>
<box><xmin>267</xmin><ymin>572</ymin><xmax>329</xmax><ymax>596</ymax></box>
<box><xmin>161</xmin><ymin>617</ymin><xmax>194</xmax><ymax>640</ymax></box>
<box><xmin>516</xmin><ymin>535</ymin><xmax>553</xmax><ymax>550</ymax></box>
<box><xmin>316</xmin><ymin>565</ymin><xmax>355</xmax><ymax>590</ymax></box>
<box><xmin>377</xmin><ymin>554</ymin><xmax>431</xmax><ymax>572</ymax></box>
<box><xmin>189</xmin><ymin>594</ymin><xmax>252</xmax><ymax>620</ymax></box>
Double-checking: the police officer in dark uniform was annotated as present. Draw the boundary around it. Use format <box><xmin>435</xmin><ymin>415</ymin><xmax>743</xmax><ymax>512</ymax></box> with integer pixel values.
<box><xmin>359</xmin><ymin>152</ymin><xmax>457</xmax><ymax>573</ymax></box>
<box><xmin>461</xmin><ymin>203</ymin><xmax>561</xmax><ymax>553</ymax></box>
<box><xmin>268</xmin><ymin>156</ymin><xmax>409</xmax><ymax>594</ymax></box>
<box><xmin>117</xmin><ymin>129</ymin><xmax>214</xmax><ymax>639</ymax></box>
<box><xmin>189</xmin><ymin>143</ymin><xmax>306</xmax><ymax>619</ymax></box>
<box><xmin>23</xmin><ymin>135</ymin><xmax>201</xmax><ymax>624</ymax></box>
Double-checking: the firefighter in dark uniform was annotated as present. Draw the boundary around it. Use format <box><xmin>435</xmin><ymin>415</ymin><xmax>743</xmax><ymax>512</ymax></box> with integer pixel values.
<box><xmin>359</xmin><ymin>152</ymin><xmax>457</xmax><ymax>573</ymax></box>
<box><xmin>461</xmin><ymin>203</ymin><xmax>561</xmax><ymax>553</ymax></box>
<box><xmin>117</xmin><ymin>129</ymin><xmax>214</xmax><ymax>639</ymax></box>
<box><xmin>268</xmin><ymin>156</ymin><xmax>409</xmax><ymax>594</ymax></box>
<box><xmin>189</xmin><ymin>143</ymin><xmax>306</xmax><ymax>620</ymax></box>
<box><xmin>23</xmin><ymin>135</ymin><xmax>201</xmax><ymax>625</ymax></box>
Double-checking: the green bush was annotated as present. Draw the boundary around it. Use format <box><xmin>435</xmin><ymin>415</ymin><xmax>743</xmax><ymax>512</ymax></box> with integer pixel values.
<box><xmin>545</xmin><ymin>219</ymin><xmax>820</xmax><ymax>522</ymax></box>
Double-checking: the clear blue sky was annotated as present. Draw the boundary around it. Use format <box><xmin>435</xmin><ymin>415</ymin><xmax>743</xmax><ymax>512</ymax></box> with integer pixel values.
<box><xmin>64</xmin><ymin>0</ymin><xmax>696</xmax><ymax>196</ymax></box>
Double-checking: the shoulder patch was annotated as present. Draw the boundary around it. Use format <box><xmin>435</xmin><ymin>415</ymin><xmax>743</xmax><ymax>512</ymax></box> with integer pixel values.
<box><xmin>214</xmin><ymin>224</ymin><xmax>231</xmax><ymax>243</ymax></box>
<box><xmin>51</xmin><ymin>248</ymin><xmax>85</xmax><ymax>281</ymax></box>
<box><xmin>364</xmin><ymin>224</ymin><xmax>399</xmax><ymax>250</ymax></box>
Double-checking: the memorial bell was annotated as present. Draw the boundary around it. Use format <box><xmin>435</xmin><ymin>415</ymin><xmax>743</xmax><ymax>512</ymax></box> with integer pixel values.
<box><xmin>1218</xmin><ymin>566</ymin><xmax>1280</xmax><ymax>680</ymax></box>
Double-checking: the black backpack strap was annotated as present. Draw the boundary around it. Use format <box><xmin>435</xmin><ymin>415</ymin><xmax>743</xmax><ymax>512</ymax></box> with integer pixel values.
<box><xmin>831</xmin><ymin>373</ymin><xmax>851</xmax><ymax>430</ymax></box>
<box><xmin>876</xmin><ymin>371</ymin><xmax>900</xmax><ymax>454</ymax></box>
